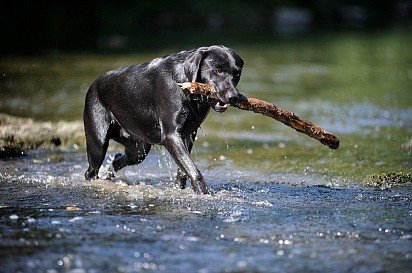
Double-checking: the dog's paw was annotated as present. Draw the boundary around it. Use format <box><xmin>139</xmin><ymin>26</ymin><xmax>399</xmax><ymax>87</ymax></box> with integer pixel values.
<box><xmin>105</xmin><ymin>165</ymin><xmax>116</xmax><ymax>180</ymax></box>
<box><xmin>174</xmin><ymin>174</ymin><xmax>187</xmax><ymax>189</ymax></box>
<box><xmin>85</xmin><ymin>168</ymin><xmax>99</xmax><ymax>180</ymax></box>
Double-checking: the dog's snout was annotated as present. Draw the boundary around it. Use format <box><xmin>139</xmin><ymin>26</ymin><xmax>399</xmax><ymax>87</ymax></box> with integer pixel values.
<box><xmin>227</xmin><ymin>94</ymin><xmax>240</xmax><ymax>104</ymax></box>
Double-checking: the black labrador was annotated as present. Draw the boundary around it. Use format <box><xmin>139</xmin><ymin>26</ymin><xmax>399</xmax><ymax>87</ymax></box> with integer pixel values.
<box><xmin>83</xmin><ymin>45</ymin><xmax>243</xmax><ymax>194</ymax></box>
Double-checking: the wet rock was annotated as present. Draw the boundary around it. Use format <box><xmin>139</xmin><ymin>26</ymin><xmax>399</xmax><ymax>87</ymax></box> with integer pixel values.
<box><xmin>364</xmin><ymin>172</ymin><xmax>412</xmax><ymax>189</ymax></box>
<box><xmin>401</xmin><ymin>138</ymin><xmax>412</xmax><ymax>154</ymax></box>
<box><xmin>0</xmin><ymin>146</ymin><xmax>25</xmax><ymax>157</ymax></box>
<box><xmin>66</xmin><ymin>206</ymin><xmax>82</xmax><ymax>211</ymax></box>
<box><xmin>46</xmin><ymin>154</ymin><xmax>65</xmax><ymax>163</ymax></box>
<box><xmin>0</xmin><ymin>113</ymin><xmax>85</xmax><ymax>158</ymax></box>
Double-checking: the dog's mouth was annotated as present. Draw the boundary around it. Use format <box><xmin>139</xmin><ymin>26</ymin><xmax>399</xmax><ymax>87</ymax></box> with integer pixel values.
<box><xmin>213</xmin><ymin>101</ymin><xmax>228</xmax><ymax>113</ymax></box>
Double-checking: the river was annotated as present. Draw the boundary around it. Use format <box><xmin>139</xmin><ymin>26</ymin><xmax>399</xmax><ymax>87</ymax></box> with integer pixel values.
<box><xmin>0</xmin><ymin>30</ymin><xmax>411</xmax><ymax>272</ymax></box>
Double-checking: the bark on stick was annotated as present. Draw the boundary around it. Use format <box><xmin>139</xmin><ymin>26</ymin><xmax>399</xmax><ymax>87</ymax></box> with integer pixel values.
<box><xmin>178</xmin><ymin>82</ymin><xmax>340</xmax><ymax>150</ymax></box>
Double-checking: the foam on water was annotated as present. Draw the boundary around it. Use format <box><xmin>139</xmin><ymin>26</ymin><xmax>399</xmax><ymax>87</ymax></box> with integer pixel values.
<box><xmin>1</xmin><ymin>34</ymin><xmax>411</xmax><ymax>272</ymax></box>
<box><xmin>0</xmin><ymin>149</ymin><xmax>411</xmax><ymax>273</ymax></box>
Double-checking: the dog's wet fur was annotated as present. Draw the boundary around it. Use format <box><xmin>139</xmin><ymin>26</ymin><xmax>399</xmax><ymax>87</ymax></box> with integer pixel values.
<box><xmin>83</xmin><ymin>45</ymin><xmax>243</xmax><ymax>194</ymax></box>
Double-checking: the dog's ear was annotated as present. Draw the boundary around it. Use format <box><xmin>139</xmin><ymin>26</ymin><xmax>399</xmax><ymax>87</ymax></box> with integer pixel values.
<box><xmin>184</xmin><ymin>48</ymin><xmax>207</xmax><ymax>82</ymax></box>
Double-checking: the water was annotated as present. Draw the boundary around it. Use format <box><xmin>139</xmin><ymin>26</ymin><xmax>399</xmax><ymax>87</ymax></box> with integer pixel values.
<box><xmin>1</xmin><ymin>30</ymin><xmax>412</xmax><ymax>272</ymax></box>
<box><xmin>1</xmin><ymin>150</ymin><xmax>411</xmax><ymax>273</ymax></box>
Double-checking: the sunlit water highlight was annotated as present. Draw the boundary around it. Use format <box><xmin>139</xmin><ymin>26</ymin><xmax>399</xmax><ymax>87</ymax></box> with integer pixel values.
<box><xmin>1</xmin><ymin>31</ymin><xmax>411</xmax><ymax>272</ymax></box>
<box><xmin>0</xmin><ymin>149</ymin><xmax>411</xmax><ymax>273</ymax></box>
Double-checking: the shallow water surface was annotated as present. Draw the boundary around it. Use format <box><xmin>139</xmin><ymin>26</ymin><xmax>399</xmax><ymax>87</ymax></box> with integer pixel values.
<box><xmin>1</xmin><ymin>31</ymin><xmax>412</xmax><ymax>272</ymax></box>
<box><xmin>0</xmin><ymin>150</ymin><xmax>411</xmax><ymax>273</ymax></box>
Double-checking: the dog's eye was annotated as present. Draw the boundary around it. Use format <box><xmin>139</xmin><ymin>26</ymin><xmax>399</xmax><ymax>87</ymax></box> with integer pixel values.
<box><xmin>214</xmin><ymin>68</ymin><xmax>222</xmax><ymax>74</ymax></box>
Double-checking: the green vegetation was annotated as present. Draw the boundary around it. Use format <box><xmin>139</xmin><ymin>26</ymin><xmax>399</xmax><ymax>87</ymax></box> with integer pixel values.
<box><xmin>0</xmin><ymin>114</ymin><xmax>84</xmax><ymax>157</ymax></box>
<box><xmin>0</xmin><ymin>30</ymin><xmax>410</xmax><ymax>186</ymax></box>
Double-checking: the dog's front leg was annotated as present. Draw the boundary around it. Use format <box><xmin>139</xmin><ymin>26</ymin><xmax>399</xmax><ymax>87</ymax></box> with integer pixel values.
<box><xmin>164</xmin><ymin>134</ymin><xmax>211</xmax><ymax>194</ymax></box>
<box><xmin>175</xmin><ymin>131</ymin><xmax>197</xmax><ymax>189</ymax></box>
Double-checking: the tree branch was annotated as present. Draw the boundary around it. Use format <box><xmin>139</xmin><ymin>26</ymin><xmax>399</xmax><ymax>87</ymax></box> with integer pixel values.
<box><xmin>178</xmin><ymin>82</ymin><xmax>340</xmax><ymax>150</ymax></box>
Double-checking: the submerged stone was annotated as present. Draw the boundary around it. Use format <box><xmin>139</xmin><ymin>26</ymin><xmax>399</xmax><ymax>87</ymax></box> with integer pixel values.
<box><xmin>364</xmin><ymin>172</ymin><xmax>412</xmax><ymax>189</ymax></box>
<box><xmin>401</xmin><ymin>138</ymin><xmax>412</xmax><ymax>154</ymax></box>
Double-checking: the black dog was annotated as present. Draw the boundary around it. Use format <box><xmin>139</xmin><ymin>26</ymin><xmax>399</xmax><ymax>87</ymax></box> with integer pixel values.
<box><xmin>83</xmin><ymin>45</ymin><xmax>243</xmax><ymax>194</ymax></box>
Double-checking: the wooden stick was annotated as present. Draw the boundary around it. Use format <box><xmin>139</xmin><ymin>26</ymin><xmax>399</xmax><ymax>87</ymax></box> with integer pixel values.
<box><xmin>178</xmin><ymin>82</ymin><xmax>340</xmax><ymax>150</ymax></box>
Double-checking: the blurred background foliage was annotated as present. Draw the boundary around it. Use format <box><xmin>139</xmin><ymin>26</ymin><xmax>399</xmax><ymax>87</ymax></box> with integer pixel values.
<box><xmin>1</xmin><ymin>0</ymin><xmax>411</xmax><ymax>54</ymax></box>
<box><xmin>0</xmin><ymin>1</ymin><xmax>411</xmax><ymax>179</ymax></box>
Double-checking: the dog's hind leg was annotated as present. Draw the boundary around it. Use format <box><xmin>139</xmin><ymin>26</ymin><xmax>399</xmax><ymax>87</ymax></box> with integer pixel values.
<box><xmin>109</xmin><ymin>136</ymin><xmax>152</xmax><ymax>176</ymax></box>
<box><xmin>83</xmin><ymin>87</ymin><xmax>112</xmax><ymax>180</ymax></box>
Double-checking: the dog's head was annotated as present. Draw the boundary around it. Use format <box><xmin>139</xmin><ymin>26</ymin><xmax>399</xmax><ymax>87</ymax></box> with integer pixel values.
<box><xmin>184</xmin><ymin>45</ymin><xmax>243</xmax><ymax>112</ymax></box>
